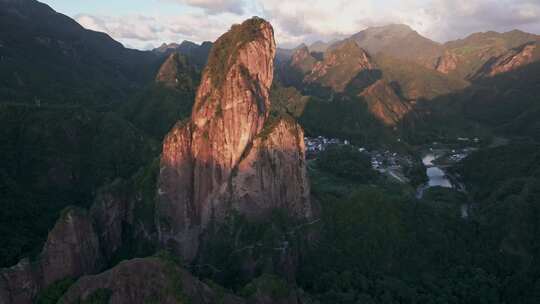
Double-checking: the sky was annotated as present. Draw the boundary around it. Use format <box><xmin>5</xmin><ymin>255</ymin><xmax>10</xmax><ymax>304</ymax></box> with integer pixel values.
<box><xmin>42</xmin><ymin>0</ymin><xmax>540</xmax><ymax>50</ymax></box>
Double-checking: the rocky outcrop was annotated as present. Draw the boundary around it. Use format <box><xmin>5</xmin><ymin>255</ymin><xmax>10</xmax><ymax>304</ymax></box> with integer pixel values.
<box><xmin>289</xmin><ymin>45</ymin><xmax>317</xmax><ymax>75</ymax></box>
<box><xmin>278</xmin><ymin>45</ymin><xmax>318</xmax><ymax>88</ymax></box>
<box><xmin>0</xmin><ymin>207</ymin><xmax>104</xmax><ymax>304</ymax></box>
<box><xmin>89</xmin><ymin>180</ymin><xmax>133</xmax><ymax>260</ymax></box>
<box><xmin>0</xmin><ymin>259</ymin><xmax>40</xmax><ymax>304</ymax></box>
<box><xmin>435</xmin><ymin>30</ymin><xmax>540</xmax><ymax>79</ymax></box>
<box><xmin>155</xmin><ymin>52</ymin><xmax>197</xmax><ymax>90</ymax></box>
<box><xmin>58</xmin><ymin>257</ymin><xmax>244</xmax><ymax>304</ymax></box>
<box><xmin>472</xmin><ymin>42</ymin><xmax>539</xmax><ymax>79</ymax></box>
<box><xmin>304</xmin><ymin>40</ymin><xmax>375</xmax><ymax>92</ymax></box>
<box><xmin>157</xmin><ymin>17</ymin><xmax>312</xmax><ymax>261</ymax></box>
<box><xmin>360</xmin><ymin>80</ymin><xmax>411</xmax><ymax>125</ymax></box>
<box><xmin>40</xmin><ymin>207</ymin><xmax>103</xmax><ymax>287</ymax></box>
<box><xmin>435</xmin><ymin>51</ymin><xmax>459</xmax><ymax>74</ymax></box>
<box><xmin>301</xmin><ymin>40</ymin><xmax>410</xmax><ymax>125</ymax></box>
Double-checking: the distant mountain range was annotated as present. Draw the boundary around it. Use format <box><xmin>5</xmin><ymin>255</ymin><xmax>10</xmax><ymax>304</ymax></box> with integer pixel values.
<box><xmin>2</xmin><ymin>1</ymin><xmax>540</xmax><ymax>304</ymax></box>
<box><xmin>276</xmin><ymin>23</ymin><xmax>540</xmax><ymax>140</ymax></box>
<box><xmin>153</xmin><ymin>41</ymin><xmax>213</xmax><ymax>69</ymax></box>
<box><xmin>2</xmin><ymin>0</ymin><xmax>539</xmax><ymax>142</ymax></box>
<box><xmin>282</xmin><ymin>23</ymin><xmax>540</xmax><ymax>78</ymax></box>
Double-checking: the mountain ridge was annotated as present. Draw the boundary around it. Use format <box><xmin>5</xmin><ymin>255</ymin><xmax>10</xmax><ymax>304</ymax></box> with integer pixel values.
<box><xmin>0</xmin><ymin>0</ymin><xmax>163</xmax><ymax>105</ymax></box>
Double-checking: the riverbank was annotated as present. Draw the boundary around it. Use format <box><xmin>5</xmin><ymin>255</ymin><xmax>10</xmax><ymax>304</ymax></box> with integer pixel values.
<box><xmin>416</xmin><ymin>148</ymin><xmax>476</xmax><ymax>218</ymax></box>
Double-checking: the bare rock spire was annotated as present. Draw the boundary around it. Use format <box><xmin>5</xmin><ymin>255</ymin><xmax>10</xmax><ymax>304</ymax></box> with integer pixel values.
<box><xmin>157</xmin><ymin>17</ymin><xmax>312</xmax><ymax>260</ymax></box>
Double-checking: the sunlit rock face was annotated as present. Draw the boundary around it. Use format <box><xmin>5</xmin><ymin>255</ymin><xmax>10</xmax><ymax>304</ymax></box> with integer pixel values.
<box><xmin>226</xmin><ymin>118</ymin><xmax>311</xmax><ymax>220</ymax></box>
<box><xmin>304</xmin><ymin>40</ymin><xmax>376</xmax><ymax>92</ymax></box>
<box><xmin>435</xmin><ymin>51</ymin><xmax>459</xmax><ymax>74</ymax></box>
<box><xmin>302</xmin><ymin>39</ymin><xmax>410</xmax><ymax>126</ymax></box>
<box><xmin>473</xmin><ymin>42</ymin><xmax>539</xmax><ymax>79</ymax></box>
<box><xmin>157</xmin><ymin>17</ymin><xmax>312</xmax><ymax>260</ymax></box>
<box><xmin>360</xmin><ymin>79</ymin><xmax>411</xmax><ymax>126</ymax></box>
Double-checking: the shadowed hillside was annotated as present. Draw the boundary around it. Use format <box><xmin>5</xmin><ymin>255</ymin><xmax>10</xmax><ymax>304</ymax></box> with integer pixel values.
<box><xmin>399</xmin><ymin>60</ymin><xmax>540</xmax><ymax>144</ymax></box>
<box><xmin>0</xmin><ymin>0</ymin><xmax>163</xmax><ymax>106</ymax></box>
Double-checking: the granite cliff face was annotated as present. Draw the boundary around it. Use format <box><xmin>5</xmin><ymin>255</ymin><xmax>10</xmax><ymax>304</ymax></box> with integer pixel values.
<box><xmin>157</xmin><ymin>18</ymin><xmax>312</xmax><ymax>260</ymax></box>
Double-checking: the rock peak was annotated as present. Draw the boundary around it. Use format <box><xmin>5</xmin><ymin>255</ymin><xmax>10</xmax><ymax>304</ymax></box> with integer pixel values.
<box><xmin>157</xmin><ymin>18</ymin><xmax>311</xmax><ymax>260</ymax></box>
<box><xmin>202</xmin><ymin>17</ymin><xmax>275</xmax><ymax>91</ymax></box>
<box><xmin>192</xmin><ymin>16</ymin><xmax>275</xmax><ymax>126</ymax></box>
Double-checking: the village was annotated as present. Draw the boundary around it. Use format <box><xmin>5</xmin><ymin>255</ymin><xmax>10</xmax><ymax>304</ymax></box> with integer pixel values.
<box><xmin>305</xmin><ymin>135</ymin><xmax>479</xmax><ymax>185</ymax></box>
<box><xmin>305</xmin><ymin>136</ymin><xmax>413</xmax><ymax>184</ymax></box>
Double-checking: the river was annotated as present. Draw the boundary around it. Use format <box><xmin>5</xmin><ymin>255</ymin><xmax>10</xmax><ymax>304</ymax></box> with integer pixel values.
<box><xmin>416</xmin><ymin>152</ymin><xmax>470</xmax><ymax>218</ymax></box>
<box><xmin>416</xmin><ymin>152</ymin><xmax>452</xmax><ymax>199</ymax></box>
<box><xmin>422</xmin><ymin>154</ymin><xmax>452</xmax><ymax>188</ymax></box>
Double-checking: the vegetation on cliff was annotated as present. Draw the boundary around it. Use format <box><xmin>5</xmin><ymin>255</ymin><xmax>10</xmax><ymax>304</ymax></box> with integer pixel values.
<box><xmin>3</xmin><ymin>2</ymin><xmax>540</xmax><ymax>303</ymax></box>
<box><xmin>0</xmin><ymin>104</ymin><xmax>155</xmax><ymax>267</ymax></box>
<box><xmin>205</xmin><ymin>17</ymin><xmax>267</xmax><ymax>88</ymax></box>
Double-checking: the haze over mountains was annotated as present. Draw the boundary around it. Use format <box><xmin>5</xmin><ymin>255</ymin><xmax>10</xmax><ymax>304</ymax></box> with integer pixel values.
<box><xmin>1</xmin><ymin>1</ymin><xmax>540</xmax><ymax>304</ymax></box>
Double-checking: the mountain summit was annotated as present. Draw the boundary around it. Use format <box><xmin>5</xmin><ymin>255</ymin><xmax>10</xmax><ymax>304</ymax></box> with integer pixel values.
<box><xmin>157</xmin><ymin>17</ymin><xmax>312</xmax><ymax>260</ymax></box>
<box><xmin>350</xmin><ymin>24</ymin><xmax>443</xmax><ymax>67</ymax></box>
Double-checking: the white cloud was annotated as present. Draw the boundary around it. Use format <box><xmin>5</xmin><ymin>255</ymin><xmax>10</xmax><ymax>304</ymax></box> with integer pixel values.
<box><xmin>75</xmin><ymin>12</ymin><xmax>246</xmax><ymax>49</ymax></box>
<box><xmin>77</xmin><ymin>15</ymin><xmax>160</xmax><ymax>42</ymax></box>
<box><xmin>260</xmin><ymin>0</ymin><xmax>540</xmax><ymax>46</ymax></box>
<box><xmin>73</xmin><ymin>0</ymin><xmax>540</xmax><ymax>50</ymax></box>
<box><xmin>165</xmin><ymin>0</ymin><xmax>246</xmax><ymax>15</ymax></box>
<box><xmin>417</xmin><ymin>0</ymin><xmax>540</xmax><ymax>41</ymax></box>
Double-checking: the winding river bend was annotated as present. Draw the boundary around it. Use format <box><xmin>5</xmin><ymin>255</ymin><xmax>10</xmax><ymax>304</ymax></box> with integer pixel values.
<box><xmin>416</xmin><ymin>152</ymin><xmax>470</xmax><ymax>218</ymax></box>
<box><xmin>416</xmin><ymin>153</ymin><xmax>453</xmax><ymax>199</ymax></box>
<box><xmin>423</xmin><ymin>154</ymin><xmax>453</xmax><ymax>188</ymax></box>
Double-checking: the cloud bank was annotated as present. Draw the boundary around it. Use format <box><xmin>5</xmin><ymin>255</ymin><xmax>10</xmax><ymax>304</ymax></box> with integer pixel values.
<box><xmin>165</xmin><ymin>0</ymin><xmax>246</xmax><ymax>15</ymax></box>
<box><xmin>73</xmin><ymin>0</ymin><xmax>540</xmax><ymax>49</ymax></box>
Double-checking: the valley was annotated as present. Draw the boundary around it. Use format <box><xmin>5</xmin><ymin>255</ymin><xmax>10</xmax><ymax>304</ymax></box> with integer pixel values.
<box><xmin>1</xmin><ymin>1</ymin><xmax>540</xmax><ymax>304</ymax></box>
